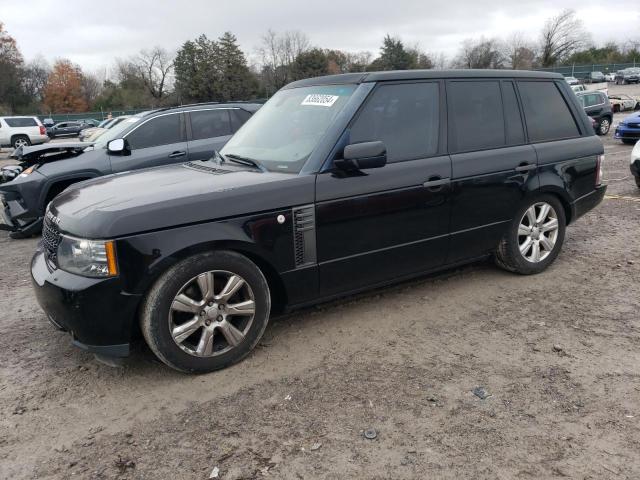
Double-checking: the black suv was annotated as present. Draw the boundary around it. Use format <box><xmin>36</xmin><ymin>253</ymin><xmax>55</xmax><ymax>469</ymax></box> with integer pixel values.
<box><xmin>30</xmin><ymin>70</ymin><xmax>606</xmax><ymax>372</ymax></box>
<box><xmin>576</xmin><ymin>91</ymin><xmax>612</xmax><ymax>135</ymax></box>
<box><xmin>47</xmin><ymin>121</ymin><xmax>93</xmax><ymax>138</ymax></box>
<box><xmin>0</xmin><ymin>103</ymin><xmax>260</xmax><ymax>237</ymax></box>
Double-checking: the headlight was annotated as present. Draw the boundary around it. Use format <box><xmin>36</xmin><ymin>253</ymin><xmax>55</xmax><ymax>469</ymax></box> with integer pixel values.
<box><xmin>57</xmin><ymin>235</ymin><xmax>118</xmax><ymax>278</ymax></box>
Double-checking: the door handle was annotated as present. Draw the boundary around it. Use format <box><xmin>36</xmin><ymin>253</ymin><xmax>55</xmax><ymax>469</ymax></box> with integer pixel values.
<box><xmin>168</xmin><ymin>151</ymin><xmax>187</xmax><ymax>158</ymax></box>
<box><xmin>515</xmin><ymin>163</ymin><xmax>536</xmax><ymax>172</ymax></box>
<box><xmin>423</xmin><ymin>176</ymin><xmax>450</xmax><ymax>191</ymax></box>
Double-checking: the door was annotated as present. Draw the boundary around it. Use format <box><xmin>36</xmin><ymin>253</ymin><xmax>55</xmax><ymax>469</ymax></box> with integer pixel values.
<box><xmin>186</xmin><ymin>109</ymin><xmax>233</xmax><ymax>161</ymax></box>
<box><xmin>109</xmin><ymin>112</ymin><xmax>188</xmax><ymax>173</ymax></box>
<box><xmin>447</xmin><ymin>79</ymin><xmax>538</xmax><ymax>263</ymax></box>
<box><xmin>315</xmin><ymin>81</ymin><xmax>451</xmax><ymax>296</ymax></box>
<box><xmin>581</xmin><ymin>92</ymin><xmax>606</xmax><ymax>119</ymax></box>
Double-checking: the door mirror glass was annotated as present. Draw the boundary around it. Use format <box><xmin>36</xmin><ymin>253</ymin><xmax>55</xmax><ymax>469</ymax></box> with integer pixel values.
<box><xmin>107</xmin><ymin>138</ymin><xmax>126</xmax><ymax>153</ymax></box>
<box><xmin>336</xmin><ymin>141</ymin><xmax>387</xmax><ymax>170</ymax></box>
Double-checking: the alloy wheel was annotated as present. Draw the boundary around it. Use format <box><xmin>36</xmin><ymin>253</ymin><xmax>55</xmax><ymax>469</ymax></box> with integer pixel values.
<box><xmin>13</xmin><ymin>138</ymin><xmax>29</xmax><ymax>149</ymax></box>
<box><xmin>517</xmin><ymin>202</ymin><xmax>559</xmax><ymax>263</ymax></box>
<box><xmin>169</xmin><ymin>270</ymin><xmax>255</xmax><ymax>357</ymax></box>
<box><xmin>599</xmin><ymin>118</ymin><xmax>610</xmax><ymax>135</ymax></box>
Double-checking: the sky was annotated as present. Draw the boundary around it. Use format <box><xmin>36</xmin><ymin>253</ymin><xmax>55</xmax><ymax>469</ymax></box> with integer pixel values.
<box><xmin>0</xmin><ymin>0</ymin><xmax>638</xmax><ymax>74</ymax></box>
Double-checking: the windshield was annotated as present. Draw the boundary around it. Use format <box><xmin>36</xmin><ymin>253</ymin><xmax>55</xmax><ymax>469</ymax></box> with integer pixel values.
<box><xmin>93</xmin><ymin>116</ymin><xmax>143</xmax><ymax>148</ymax></box>
<box><xmin>222</xmin><ymin>85</ymin><xmax>357</xmax><ymax>173</ymax></box>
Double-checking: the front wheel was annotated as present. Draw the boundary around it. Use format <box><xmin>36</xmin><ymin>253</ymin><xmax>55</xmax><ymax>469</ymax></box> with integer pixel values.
<box><xmin>140</xmin><ymin>251</ymin><xmax>271</xmax><ymax>373</ymax></box>
<box><xmin>495</xmin><ymin>195</ymin><xmax>566</xmax><ymax>275</ymax></box>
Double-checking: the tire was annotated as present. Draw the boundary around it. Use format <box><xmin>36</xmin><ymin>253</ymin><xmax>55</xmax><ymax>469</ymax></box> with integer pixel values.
<box><xmin>12</xmin><ymin>135</ymin><xmax>31</xmax><ymax>149</ymax></box>
<box><xmin>635</xmin><ymin>176</ymin><xmax>640</xmax><ymax>188</ymax></box>
<box><xmin>140</xmin><ymin>250</ymin><xmax>271</xmax><ymax>373</ymax></box>
<box><xmin>598</xmin><ymin>117</ymin><xmax>611</xmax><ymax>136</ymax></box>
<box><xmin>495</xmin><ymin>195</ymin><xmax>566</xmax><ymax>275</ymax></box>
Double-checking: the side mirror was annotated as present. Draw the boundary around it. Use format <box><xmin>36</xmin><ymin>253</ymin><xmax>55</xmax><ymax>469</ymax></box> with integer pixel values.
<box><xmin>107</xmin><ymin>138</ymin><xmax>126</xmax><ymax>154</ymax></box>
<box><xmin>335</xmin><ymin>141</ymin><xmax>387</xmax><ymax>171</ymax></box>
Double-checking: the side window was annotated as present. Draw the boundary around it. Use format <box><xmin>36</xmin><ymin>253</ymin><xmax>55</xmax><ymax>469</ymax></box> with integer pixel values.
<box><xmin>57</xmin><ymin>123</ymin><xmax>67</xmax><ymax>128</ymax></box>
<box><xmin>230</xmin><ymin>109</ymin><xmax>252</xmax><ymax>131</ymax></box>
<box><xmin>126</xmin><ymin>114</ymin><xmax>183</xmax><ymax>150</ymax></box>
<box><xmin>5</xmin><ymin>118</ymin><xmax>38</xmax><ymax>127</ymax></box>
<box><xmin>517</xmin><ymin>81</ymin><xmax>580</xmax><ymax>142</ymax></box>
<box><xmin>502</xmin><ymin>81</ymin><xmax>525</xmax><ymax>145</ymax></box>
<box><xmin>448</xmin><ymin>80</ymin><xmax>505</xmax><ymax>152</ymax></box>
<box><xmin>189</xmin><ymin>110</ymin><xmax>232</xmax><ymax>140</ymax></box>
<box><xmin>349</xmin><ymin>82</ymin><xmax>439</xmax><ymax>163</ymax></box>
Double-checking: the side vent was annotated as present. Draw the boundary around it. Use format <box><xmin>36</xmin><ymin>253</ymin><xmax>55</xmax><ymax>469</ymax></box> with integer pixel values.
<box><xmin>293</xmin><ymin>205</ymin><xmax>316</xmax><ymax>267</ymax></box>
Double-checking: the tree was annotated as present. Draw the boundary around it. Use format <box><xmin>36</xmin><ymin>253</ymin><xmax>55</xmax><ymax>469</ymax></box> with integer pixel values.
<box><xmin>80</xmin><ymin>72</ymin><xmax>102</xmax><ymax>108</ymax></box>
<box><xmin>131</xmin><ymin>47</ymin><xmax>174</xmax><ymax>100</ymax></box>
<box><xmin>369</xmin><ymin>35</ymin><xmax>415</xmax><ymax>71</ymax></box>
<box><xmin>455</xmin><ymin>37</ymin><xmax>505</xmax><ymax>69</ymax></box>
<box><xmin>174</xmin><ymin>35</ymin><xmax>220</xmax><ymax>103</ymax></box>
<box><xmin>0</xmin><ymin>22</ymin><xmax>25</xmax><ymax>114</ymax></box>
<box><xmin>216</xmin><ymin>32</ymin><xmax>257</xmax><ymax>101</ymax></box>
<box><xmin>539</xmin><ymin>9</ymin><xmax>590</xmax><ymax>67</ymax></box>
<box><xmin>257</xmin><ymin>30</ymin><xmax>310</xmax><ymax>94</ymax></box>
<box><xmin>326</xmin><ymin>50</ymin><xmax>371</xmax><ymax>73</ymax></box>
<box><xmin>503</xmin><ymin>33</ymin><xmax>536</xmax><ymax>69</ymax></box>
<box><xmin>292</xmin><ymin>48</ymin><xmax>329</xmax><ymax>80</ymax></box>
<box><xmin>43</xmin><ymin>59</ymin><xmax>88</xmax><ymax>113</ymax></box>
<box><xmin>22</xmin><ymin>56</ymin><xmax>50</xmax><ymax>102</ymax></box>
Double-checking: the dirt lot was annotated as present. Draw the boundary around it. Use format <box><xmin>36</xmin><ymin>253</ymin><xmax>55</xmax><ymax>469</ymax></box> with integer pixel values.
<box><xmin>1</xmin><ymin>96</ymin><xmax>640</xmax><ymax>479</ymax></box>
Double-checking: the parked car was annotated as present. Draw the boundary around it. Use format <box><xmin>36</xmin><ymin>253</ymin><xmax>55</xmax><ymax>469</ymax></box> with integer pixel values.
<box><xmin>564</xmin><ymin>76</ymin><xmax>579</xmax><ymax>85</ymax></box>
<box><xmin>42</xmin><ymin>118</ymin><xmax>55</xmax><ymax>127</ymax></box>
<box><xmin>608</xmin><ymin>94</ymin><xmax>640</xmax><ymax>113</ymax></box>
<box><xmin>585</xmin><ymin>71</ymin><xmax>605</xmax><ymax>83</ymax></box>
<box><xmin>79</xmin><ymin>116</ymin><xmax>132</xmax><ymax>142</ymax></box>
<box><xmin>614</xmin><ymin>111</ymin><xmax>640</xmax><ymax>144</ymax></box>
<box><xmin>0</xmin><ymin>116</ymin><xmax>49</xmax><ymax>149</ymax></box>
<box><xmin>47</xmin><ymin>121</ymin><xmax>93</xmax><ymax>138</ymax></box>
<box><xmin>576</xmin><ymin>91</ymin><xmax>612</xmax><ymax>135</ymax></box>
<box><xmin>77</xmin><ymin>118</ymin><xmax>100</xmax><ymax>127</ymax></box>
<box><xmin>27</xmin><ymin>70</ymin><xmax>606</xmax><ymax>372</ymax></box>
<box><xmin>0</xmin><ymin>103</ymin><xmax>260</xmax><ymax>237</ymax></box>
<box><xmin>614</xmin><ymin>68</ymin><xmax>640</xmax><ymax>85</ymax></box>
<box><xmin>604</xmin><ymin>73</ymin><xmax>615</xmax><ymax>82</ymax></box>
<box><xmin>631</xmin><ymin>140</ymin><xmax>640</xmax><ymax>187</ymax></box>
<box><xmin>571</xmin><ymin>84</ymin><xmax>587</xmax><ymax>93</ymax></box>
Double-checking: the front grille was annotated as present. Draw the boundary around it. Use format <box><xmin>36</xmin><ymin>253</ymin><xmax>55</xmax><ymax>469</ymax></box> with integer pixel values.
<box><xmin>41</xmin><ymin>213</ymin><xmax>61</xmax><ymax>264</ymax></box>
<box><xmin>627</xmin><ymin>123</ymin><xmax>640</xmax><ymax>129</ymax></box>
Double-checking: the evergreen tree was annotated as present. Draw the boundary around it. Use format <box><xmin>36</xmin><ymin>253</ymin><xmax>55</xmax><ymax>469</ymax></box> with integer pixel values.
<box><xmin>217</xmin><ymin>32</ymin><xmax>257</xmax><ymax>101</ymax></box>
<box><xmin>369</xmin><ymin>35</ymin><xmax>416</xmax><ymax>71</ymax></box>
<box><xmin>292</xmin><ymin>48</ymin><xmax>329</xmax><ymax>80</ymax></box>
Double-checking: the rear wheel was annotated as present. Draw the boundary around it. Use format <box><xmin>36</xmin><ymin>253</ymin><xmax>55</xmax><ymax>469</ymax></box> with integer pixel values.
<box><xmin>12</xmin><ymin>135</ymin><xmax>30</xmax><ymax>149</ymax></box>
<box><xmin>598</xmin><ymin>117</ymin><xmax>611</xmax><ymax>135</ymax></box>
<box><xmin>140</xmin><ymin>251</ymin><xmax>271</xmax><ymax>373</ymax></box>
<box><xmin>635</xmin><ymin>176</ymin><xmax>640</xmax><ymax>188</ymax></box>
<box><xmin>495</xmin><ymin>195</ymin><xmax>566</xmax><ymax>275</ymax></box>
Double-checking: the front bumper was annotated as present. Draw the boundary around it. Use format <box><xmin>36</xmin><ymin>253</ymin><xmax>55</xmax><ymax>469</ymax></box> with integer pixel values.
<box><xmin>0</xmin><ymin>190</ymin><xmax>43</xmax><ymax>236</ymax></box>
<box><xmin>30</xmin><ymin>248</ymin><xmax>142</xmax><ymax>357</ymax></box>
<box><xmin>614</xmin><ymin>126</ymin><xmax>640</xmax><ymax>141</ymax></box>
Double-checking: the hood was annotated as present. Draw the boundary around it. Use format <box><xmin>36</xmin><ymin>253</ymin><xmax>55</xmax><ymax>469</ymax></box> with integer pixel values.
<box><xmin>620</xmin><ymin>112</ymin><xmax>640</xmax><ymax>124</ymax></box>
<box><xmin>49</xmin><ymin>161</ymin><xmax>314</xmax><ymax>238</ymax></box>
<box><xmin>11</xmin><ymin>142</ymin><xmax>94</xmax><ymax>163</ymax></box>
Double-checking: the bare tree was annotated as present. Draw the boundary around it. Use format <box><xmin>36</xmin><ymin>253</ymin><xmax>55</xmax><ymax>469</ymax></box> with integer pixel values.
<box><xmin>432</xmin><ymin>52</ymin><xmax>449</xmax><ymax>70</ymax></box>
<box><xmin>80</xmin><ymin>71</ymin><xmax>102</xmax><ymax>107</ymax></box>
<box><xmin>132</xmin><ymin>47</ymin><xmax>174</xmax><ymax>99</ymax></box>
<box><xmin>455</xmin><ymin>37</ymin><xmax>505</xmax><ymax>69</ymax></box>
<box><xmin>503</xmin><ymin>32</ymin><xmax>536</xmax><ymax>69</ymax></box>
<box><xmin>257</xmin><ymin>30</ymin><xmax>310</xmax><ymax>94</ymax></box>
<box><xmin>539</xmin><ymin>9</ymin><xmax>590</xmax><ymax>67</ymax></box>
<box><xmin>22</xmin><ymin>55</ymin><xmax>50</xmax><ymax>101</ymax></box>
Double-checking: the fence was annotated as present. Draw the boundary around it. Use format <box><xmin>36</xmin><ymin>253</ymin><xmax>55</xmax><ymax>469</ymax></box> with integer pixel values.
<box><xmin>535</xmin><ymin>62</ymin><xmax>639</xmax><ymax>79</ymax></box>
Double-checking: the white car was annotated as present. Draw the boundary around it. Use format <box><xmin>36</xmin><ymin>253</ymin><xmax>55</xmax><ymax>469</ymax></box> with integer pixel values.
<box><xmin>604</xmin><ymin>73</ymin><xmax>615</xmax><ymax>82</ymax></box>
<box><xmin>631</xmin><ymin>140</ymin><xmax>640</xmax><ymax>188</ymax></box>
<box><xmin>564</xmin><ymin>76</ymin><xmax>579</xmax><ymax>85</ymax></box>
<box><xmin>0</xmin><ymin>116</ymin><xmax>49</xmax><ymax>149</ymax></box>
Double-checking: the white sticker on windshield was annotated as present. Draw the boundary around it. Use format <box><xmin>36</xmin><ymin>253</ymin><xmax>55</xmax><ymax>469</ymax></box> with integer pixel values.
<box><xmin>301</xmin><ymin>94</ymin><xmax>340</xmax><ymax>107</ymax></box>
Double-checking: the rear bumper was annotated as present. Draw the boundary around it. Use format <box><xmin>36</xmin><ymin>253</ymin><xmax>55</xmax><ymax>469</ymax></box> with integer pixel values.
<box><xmin>571</xmin><ymin>185</ymin><xmax>607</xmax><ymax>222</ymax></box>
<box><xmin>31</xmin><ymin>249</ymin><xmax>141</xmax><ymax>357</ymax></box>
<box><xmin>29</xmin><ymin>135</ymin><xmax>50</xmax><ymax>145</ymax></box>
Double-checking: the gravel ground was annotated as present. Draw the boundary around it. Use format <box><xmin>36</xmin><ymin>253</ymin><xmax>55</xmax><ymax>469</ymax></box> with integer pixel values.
<box><xmin>1</xmin><ymin>106</ymin><xmax>639</xmax><ymax>479</ymax></box>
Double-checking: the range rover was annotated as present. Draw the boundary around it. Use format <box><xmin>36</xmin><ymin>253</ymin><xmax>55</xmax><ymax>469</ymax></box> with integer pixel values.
<box><xmin>30</xmin><ymin>70</ymin><xmax>606</xmax><ymax>372</ymax></box>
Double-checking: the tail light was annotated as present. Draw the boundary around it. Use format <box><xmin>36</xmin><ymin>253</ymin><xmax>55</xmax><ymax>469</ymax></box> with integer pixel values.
<box><xmin>595</xmin><ymin>154</ymin><xmax>604</xmax><ymax>186</ymax></box>
<box><xmin>39</xmin><ymin>125</ymin><xmax>46</xmax><ymax>135</ymax></box>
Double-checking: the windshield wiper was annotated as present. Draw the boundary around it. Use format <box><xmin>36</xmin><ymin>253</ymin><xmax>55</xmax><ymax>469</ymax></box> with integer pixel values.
<box><xmin>224</xmin><ymin>153</ymin><xmax>264</xmax><ymax>171</ymax></box>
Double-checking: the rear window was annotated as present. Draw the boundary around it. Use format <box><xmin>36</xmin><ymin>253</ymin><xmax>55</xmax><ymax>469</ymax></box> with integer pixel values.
<box><xmin>447</xmin><ymin>80</ymin><xmax>505</xmax><ymax>152</ymax></box>
<box><xmin>579</xmin><ymin>93</ymin><xmax>604</xmax><ymax>108</ymax></box>
<box><xmin>517</xmin><ymin>81</ymin><xmax>580</xmax><ymax>142</ymax></box>
<box><xmin>190</xmin><ymin>109</ymin><xmax>232</xmax><ymax>140</ymax></box>
<box><xmin>4</xmin><ymin>117</ymin><xmax>38</xmax><ymax>127</ymax></box>
<box><xmin>350</xmin><ymin>82</ymin><xmax>440</xmax><ymax>162</ymax></box>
